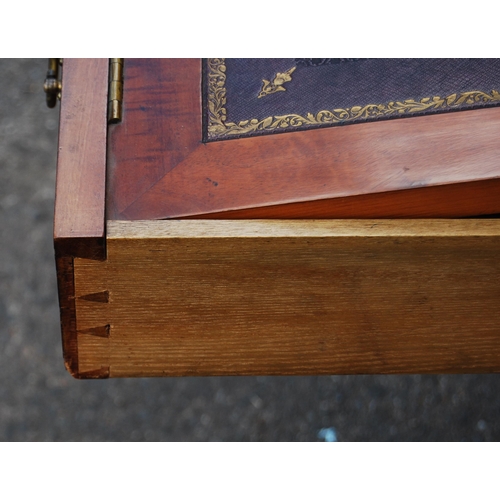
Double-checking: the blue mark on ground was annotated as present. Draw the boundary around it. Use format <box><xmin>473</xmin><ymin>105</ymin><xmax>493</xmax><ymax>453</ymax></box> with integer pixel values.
<box><xmin>318</xmin><ymin>427</ymin><xmax>338</xmax><ymax>442</ymax></box>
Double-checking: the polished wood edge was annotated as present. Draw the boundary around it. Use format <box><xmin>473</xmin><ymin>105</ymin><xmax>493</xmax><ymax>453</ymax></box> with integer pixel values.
<box><xmin>54</xmin><ymin>58</ymin><xmax>108</xmax><ymax>260</ymax></box>
<box><xmin>55</xmin><ymin>256</ymin><xmax>79</xmax><ymax>378</ymax></box>
<box><xmin>181</xmin><ymin>178</ymin><xmax>500</xmax><ymax>219</ymax></box>
<box><xmin>107</xmin><ymin>218</ymin><xmax>500</xmax><ymax>239</ymax></box>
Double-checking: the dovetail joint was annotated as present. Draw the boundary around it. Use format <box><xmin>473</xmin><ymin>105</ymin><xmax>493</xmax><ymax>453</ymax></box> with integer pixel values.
<box><xmin>78</xmin><ymin>325</ymin><xmax>110</xmax><ymax>338</ymax></box>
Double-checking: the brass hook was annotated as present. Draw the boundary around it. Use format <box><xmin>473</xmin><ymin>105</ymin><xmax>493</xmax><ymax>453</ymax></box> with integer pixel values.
<box><xmin>44</xmin><ymin>58</ymin><xmax>62</xmax><ymax>108</ymax></box>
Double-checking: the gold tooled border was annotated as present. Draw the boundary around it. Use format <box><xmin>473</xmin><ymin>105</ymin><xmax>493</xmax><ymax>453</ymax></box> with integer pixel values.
<box><xmin>207</xmin><ymin>58</ymin><xmax>500</xmax><ymax>140</ymax></box>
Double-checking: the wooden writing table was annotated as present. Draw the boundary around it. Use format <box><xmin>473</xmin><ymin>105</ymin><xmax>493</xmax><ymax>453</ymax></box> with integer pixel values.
<box><xmin>54</xmin><ymin>59</ymin><xmax>500</xmax><ymax>378</ymax></box>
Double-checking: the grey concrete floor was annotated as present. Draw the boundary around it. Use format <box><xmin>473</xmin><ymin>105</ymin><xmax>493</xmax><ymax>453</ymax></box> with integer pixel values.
<box><xmin>1</xmin><ymin>58</ymin><xmax>499</xmax><ymax>441</ymax></box>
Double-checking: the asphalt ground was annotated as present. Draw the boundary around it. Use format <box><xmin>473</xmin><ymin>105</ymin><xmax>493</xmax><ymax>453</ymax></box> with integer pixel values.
<box><xmin>0</xmin><ymin>58</ymin><xmax>499</xmax><ymax>441</ymax></box>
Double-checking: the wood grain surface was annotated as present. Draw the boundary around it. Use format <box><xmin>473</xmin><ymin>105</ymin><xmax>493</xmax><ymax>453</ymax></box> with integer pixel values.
<box><xmin>54</xmin><ymin>58</ymin><xmax>108</xmax><ymax>259</ymax></box>
<box><xmin>70</xmin><ymin>219</ymin><xmax>500</xmax><ymax>378</ymax></box>
<box><xmin>107</xmin><ymin>59</ymin><xmax>500</xmax><ymax>221</ymax></box>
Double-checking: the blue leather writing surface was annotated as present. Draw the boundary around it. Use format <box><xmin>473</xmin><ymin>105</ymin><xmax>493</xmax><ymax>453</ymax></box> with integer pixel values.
<box><xmin>204</xmin><ymin>58</ymin><xmax>500</xmax><ymax>141</ymax></box>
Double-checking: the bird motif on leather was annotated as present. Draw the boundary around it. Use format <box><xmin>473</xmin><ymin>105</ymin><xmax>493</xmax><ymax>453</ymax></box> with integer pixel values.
<box><xmin>258</xmin><ymin>66</ymin><xmax>296</xmax><ymax>98</ymax></box>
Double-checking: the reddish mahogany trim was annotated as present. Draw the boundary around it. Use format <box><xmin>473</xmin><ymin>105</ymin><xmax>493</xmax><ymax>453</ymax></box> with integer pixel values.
<box><xmin>106</xmin><ymin>59</ymin><xmax>202</xmax><ymax>219</ymax></box>
<box><xmin>54</xmin><ymin>58</ymin><xmax>108</xmax><ymax>259</ymax></box>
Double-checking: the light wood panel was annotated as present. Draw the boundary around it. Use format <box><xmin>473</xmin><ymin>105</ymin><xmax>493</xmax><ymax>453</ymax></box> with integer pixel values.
<box><xmin>70</xmin><ymin>219</ymin><xmax>500</xmax><ymax>378</ymax></box>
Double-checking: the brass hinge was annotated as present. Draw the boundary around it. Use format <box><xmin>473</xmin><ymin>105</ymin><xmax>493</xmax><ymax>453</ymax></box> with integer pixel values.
<box><xmin>108</xmin><ymin>58</ymin><xmax>124</xmax><ymax>123</ymax></box>
<box><xmin>44</xmin><ymin>58</ymin><xmax>62</xmax><ymax>108</ymax></box>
